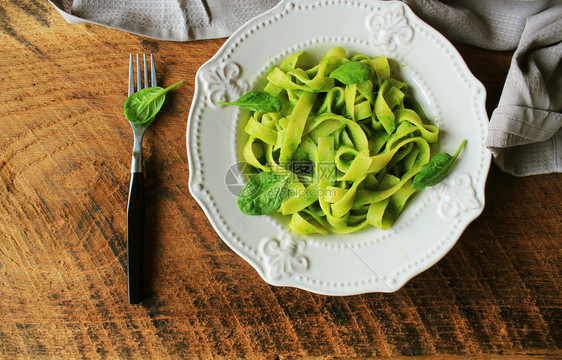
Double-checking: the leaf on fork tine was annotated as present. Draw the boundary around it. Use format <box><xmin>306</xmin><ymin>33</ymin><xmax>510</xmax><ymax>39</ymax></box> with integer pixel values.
<box><xmin>124</xmin><ymin>81</ymin><xmax>183</xmax><ymax>125</ymax></box>
<box><xmin>124</xmin><ymin>53</ymin><xmax>182</xmax><ymax>125</ymax></box>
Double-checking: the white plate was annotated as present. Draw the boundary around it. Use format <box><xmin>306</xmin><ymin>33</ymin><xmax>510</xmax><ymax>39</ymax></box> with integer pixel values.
<box><xmin>187</xmin><ymin>0</ymin><xmax>490</xmax><ymax>295</ymax></box>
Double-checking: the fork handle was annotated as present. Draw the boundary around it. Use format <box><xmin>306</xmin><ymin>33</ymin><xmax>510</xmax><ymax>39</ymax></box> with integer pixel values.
<box><xmin>127</xmin><ymin>171</ymin><xmax>143</xmax><ymax>304</ymax></box>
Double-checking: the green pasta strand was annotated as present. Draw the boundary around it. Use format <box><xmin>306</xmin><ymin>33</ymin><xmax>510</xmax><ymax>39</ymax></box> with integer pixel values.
<box><xmin>245</xmin><ymin>116</ymin><xmax>277</xmax><ymax>145</ymax></box>
<box><xmin>240</xmin><ymin>47</ymin><xmax>439</xmax><ymax>235</ymax></box>
<box><xmin>279</xmin><ymin>91</ymin><xmax>317</xmax><ymax>164</ymax></box>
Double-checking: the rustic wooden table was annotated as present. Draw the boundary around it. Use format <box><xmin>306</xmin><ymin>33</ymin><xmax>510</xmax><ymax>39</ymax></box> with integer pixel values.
<box><xmin>1</xmin><ymin>2</ymin><xmax>560</xmax><ymax>359</ymax></box>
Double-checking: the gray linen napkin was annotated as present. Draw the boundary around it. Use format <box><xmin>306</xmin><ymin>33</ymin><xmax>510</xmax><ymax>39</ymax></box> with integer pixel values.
<box><xmin>48</xmin><ymin>0</ymin><xmax>280</xmax><ymax>41</ymax></box>
<box><xmin>48</xmin><ymin>0</ymin><xmax>562</xmax><ymax>175</ymax></box>
<box><xmin>487</xmin><ymin>5</ymin><xmax>561</xmax><ymax>176</ymax></box>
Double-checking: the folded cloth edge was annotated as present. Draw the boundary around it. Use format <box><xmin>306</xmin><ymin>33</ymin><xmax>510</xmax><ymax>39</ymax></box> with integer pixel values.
<box><xmin>488</xmin><ymin>106</ymin><xmax>562</xmax><ymax>146</ymax></box>
<box><xmin>48</xmin><ymin>0</ymin><xmax>85</xmax><ymax>24</ymax></box>
<box><xmin>487</xmin><ymin>129</ymin><xmax>562</xmax><ymax>176</ymax></box>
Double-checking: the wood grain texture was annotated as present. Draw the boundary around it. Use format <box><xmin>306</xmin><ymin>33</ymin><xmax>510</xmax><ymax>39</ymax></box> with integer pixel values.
<box><xmin>0</xmin><ymin>1</ymin><xmax>560</xmax><ymax>359</ymax></box>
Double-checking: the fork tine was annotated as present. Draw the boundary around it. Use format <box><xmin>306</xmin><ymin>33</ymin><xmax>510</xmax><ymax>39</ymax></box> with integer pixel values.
<box><xmin>128</xmin><ymin>54</ymin><xmax>134</xmax><ymax>97</ymax></box>
<box><xmin>143</xmin><ymin>54</ymin><xmax>148</xmax><ymax>89</ymax></box>
<box><xmin>136</xmin><ymin>54</ymin><xmax>141</xmax><ymax>92</ymax></box>
<box><xmin>129</xmin><ymin>54</ymin><xmax>156</xmax><ymax>95</ymax></box>
<box><xmin>150</xmin><ymin>54</ymin><xmax>157</xmax><ymax>87</ymax></box>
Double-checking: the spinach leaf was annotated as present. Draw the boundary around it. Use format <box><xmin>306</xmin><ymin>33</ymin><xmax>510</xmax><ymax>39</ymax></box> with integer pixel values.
<box><xmin>219</xmin><ymin>91</ymin><xmax>281</xmax><ymax>113</ymax></box>
<box><xmin>124</xmin><ymin>81</ymin><xmax>183</xmax><ymax>124</ymax></box>
<box><xmin>411</xmin><ymin>140</ymin><xmax>467</xmax><ymax>190</ymax></box>
<box><xmin>237</xmin><ymin>171</ymin><xmax>290</xmax><ymax>215</ymax></box>
<box><xmin>329</xmin><ymin>62</ymin><xmax>371</xmax><ymax>85</ymax></box>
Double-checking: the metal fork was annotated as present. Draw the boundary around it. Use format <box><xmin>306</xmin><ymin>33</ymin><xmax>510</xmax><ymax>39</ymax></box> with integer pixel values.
<box><xmin>127</xmin><ymin>54</ymin><xmax>157</xmax><ymax>304</ymax></box>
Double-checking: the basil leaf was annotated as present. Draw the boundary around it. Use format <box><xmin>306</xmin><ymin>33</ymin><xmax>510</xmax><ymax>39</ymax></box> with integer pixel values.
<box><xmin>219</xmin><ymin>91</ymin><xmax>282</xmax><ymax>113</ymax></box>
<box><xmin>329</xmin><ymin>62</ymin><xmax>371</xmax><ymax>85</ymax></box>
<box><xmin>124</xmin><ymin>81</ymin><xmax>183</xmax><ymax>124</ymax></box>
<box><xmin>411</xmin><ymin>140</ymin><xmax>467</xmax><ymax>190</ymax></box>
<box><xmin>237</xmin><ymin>171</ymin><xmax>290</xmax><ymax>215</ymax></box>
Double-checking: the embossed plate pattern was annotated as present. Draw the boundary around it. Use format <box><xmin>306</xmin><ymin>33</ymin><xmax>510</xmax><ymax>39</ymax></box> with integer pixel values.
<box><xmin>187</xmin><ymin>0</ymin><xmax>491</xmax><ymax>295</ymax></box>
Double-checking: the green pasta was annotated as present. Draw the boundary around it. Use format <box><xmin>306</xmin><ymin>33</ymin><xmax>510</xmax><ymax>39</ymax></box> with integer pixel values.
<box><xmin>237</xmin><ymin>47</ymin><xmax>439</xmax><ymax>234</ymax></box>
